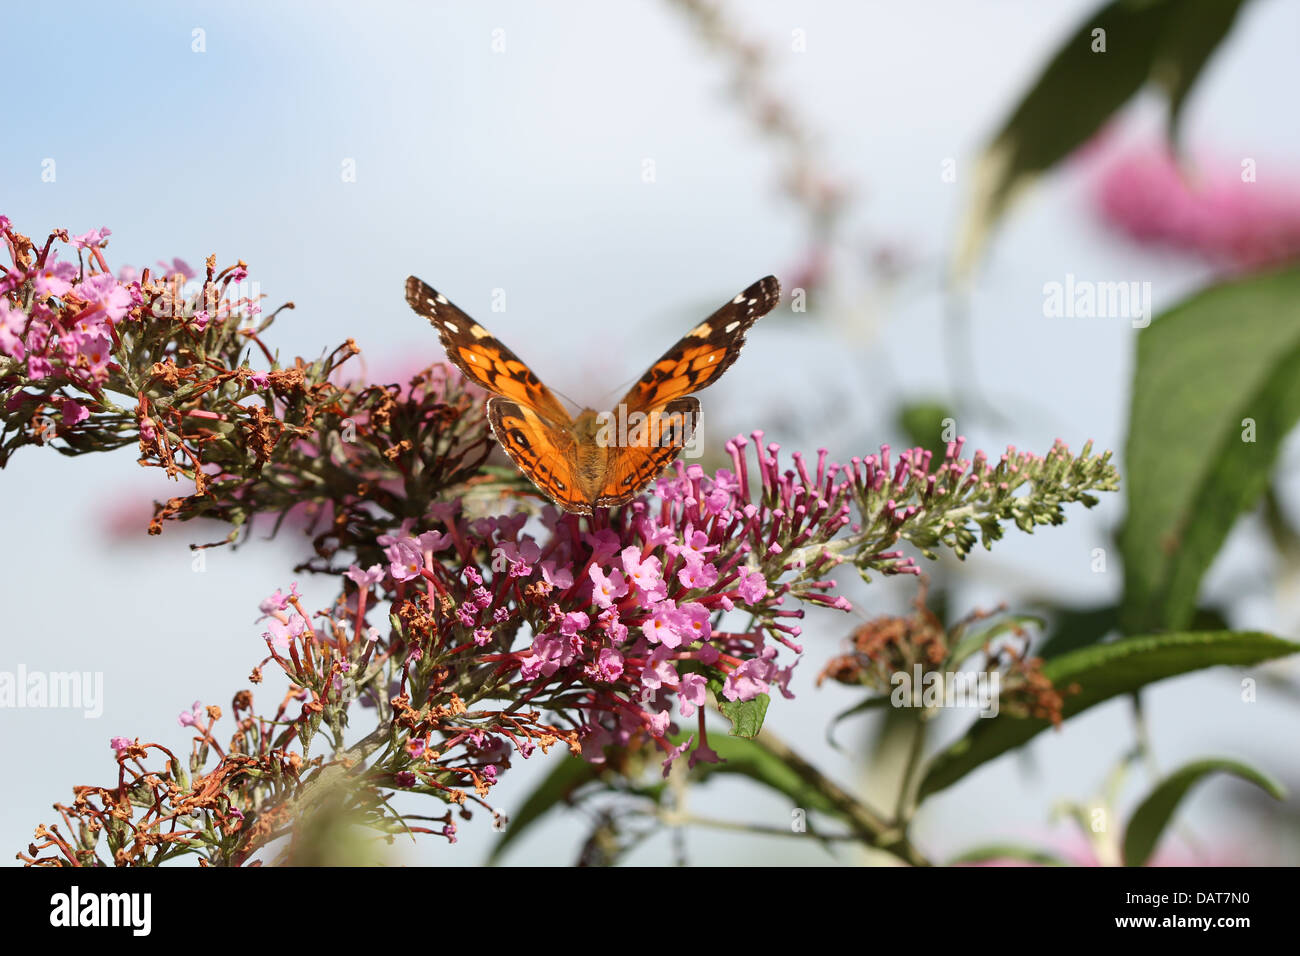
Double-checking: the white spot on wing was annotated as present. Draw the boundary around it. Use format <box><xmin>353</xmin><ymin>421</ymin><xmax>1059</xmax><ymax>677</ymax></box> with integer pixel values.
<box><xmin>731</xmin><ymin>293</ymin><xmax>745</xmax><ymax>304</ymax></box>
<box><xmin>435</xmin><ymin>294</ymin><xmax>449</xmax><ymax>304</ymax></box>
<box><xmin>470</xmin><ymin>324</ymin><xmax>491</xmax><ymax>339</ymax></box>
<box><xmin>442</xmin><ymin>320</ymin><xmax>459</xmax><ymax>332</ymax></box>
<box><xmin>725</xmin><ymin>320</ymin><xmax>740</xmax><ymax>333</ymax></box>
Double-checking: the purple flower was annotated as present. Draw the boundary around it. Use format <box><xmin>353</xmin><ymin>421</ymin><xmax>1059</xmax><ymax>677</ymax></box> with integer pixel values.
<box><xmin>32</xmin><ymin>257</ymin><xmax>76</xmax><ymax>298</ymax></box>
<box><xmin>622</xmin><ymin>547</ymin><xmax>667</xmax><ymax>604</ymax></box>
<box><xmin>661</xmin><ymin>734</ymin><xmax>694</xmax><ymax>777</ymax></box>
<box><xmin>74</xmin><ymin>272</ymin><xmax>133</xmax><ymax>325</ymax></box>
<box><xmin>722</xmin><ymin>656</ymin><xmax>773</xmax><ymax>702</ymax></box>
<box><xmin>559</xmin><ymin>611</ymin><xmax>589</xmax><ymax>636</ymax></box>
<box><xmin>71</xmin><ymin>226</ymin><xmax>111</xmax><ymax>249</ymax></box>
<box><xmin>678</xmin><ymin>560</ymin><xmax>719</xmax><ymax>590</ymax></box>
<box><xmin>641</xmin><ymin>600</ymin><xmax>685</xmax><ymax>648</ymax></box>
<box><xmin>417</xmin><ymin>530</ymin><xmax>450</xmax><ymax>553</ymax></box>
<box><xmin>345</xmin><ymin>563</ymin><xmax>384</xmax><ymax>588</ymax></box>
<box><xmin>585</xmin><ymin>647</ymin><xmax>624</xmax><ymax>683</ymax></box>
<box><xmin>641</xmin><ymin>648</ymin><xmax>681</xmax><ymax>691</ymax></box>
<box><xmin>589</xmin><ymin>563</ymin><xmax>628</xmax><ymax>607</ymax></box>
<box><xmin>258</xmin><ymin>588</ymin><xmax>291</xmax><ymax>618</ymax></box>
<box><xmin>385</xmin><ymin>538</ymin><xmax>423</xmax><ymax>581</ymax></box>
<box><xmin>678</xmin><ymin>673</ymin><xmax>708</xmax><ymax>718</ymax></box>
<box><xmin>677</xmin><ymin>602</ymin><xmax>712</xmax><ymax>643</ymax></box>
<box><xmin>540</xmin><ymin>559</ymin><xmax>573</xmax><ymax>589</ymax></box>
<box><xmin>736</xmin><ymin>567</ymin><xmax>768</xmax><ymax>604</ymax></box>
<box><xmin>264</xmin><ymin>613</ymin><xmax>306</xmax><ymax>651</ymax></box>
<box><xmin>61</xmin><ymin>399</ymin><xmax>89</xmax><ymax>426</ymax></box>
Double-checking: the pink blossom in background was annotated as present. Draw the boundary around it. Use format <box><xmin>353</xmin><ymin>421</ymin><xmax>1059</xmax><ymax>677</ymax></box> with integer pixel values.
<box><xmin>1092</xmin><ymin>143</ymin><xmax>1300</xmax><ymax>272</ymax></box>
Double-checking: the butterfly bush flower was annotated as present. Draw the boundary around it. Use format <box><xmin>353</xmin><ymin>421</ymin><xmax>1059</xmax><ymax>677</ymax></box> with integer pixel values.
<box><xmin>7</xmin><ymin>217</ymin><xmax>1118</xmax><ymax>866</ymax></box>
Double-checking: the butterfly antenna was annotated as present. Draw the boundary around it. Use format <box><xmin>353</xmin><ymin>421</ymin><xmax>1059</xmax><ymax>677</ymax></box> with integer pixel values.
<box><xmin>599</xmin><ymin>373</ymin><xmax>640</xmax><ymax>409</ymax></box>
<box><xmin>549</xmin><ymin>384</ymin><xmax>583</xmax><ymax>413</ymax></box>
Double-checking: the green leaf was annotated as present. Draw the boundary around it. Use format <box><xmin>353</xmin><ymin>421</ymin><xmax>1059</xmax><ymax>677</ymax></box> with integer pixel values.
<box><xmin>1035</xmin><ymin>605</ymin><xmax>1119</xmax><ymax>659</ymax></box>
<box><xmin>918</xmin><ymin>630</ymin><xmax>1300</xmax><ymax>799</ymax></box>
<box><xmin>708</xmin><ymin>677</ymin><xmax>770</xmax><ymax>738</ymax></box>
<box><xmin>1155</xmin><ymin>0</ymin><xmax>1251</xmax><ymax>152</ymax></box>
<box><xmin>1123</xmin><ymin>758</ymin><xmax>1285</xmax><ymax>866</ymax></box>
<box><xmin>486</xmin><ymin>752</ymin><xmax>598</xmax><ymax>865</ymax></box>
<box><xmin>1035</xmin><ymin>604</ymin><xmax>1228</xmax><ymax>659</ymax></box>
<box><xmin>953</xmin><ymin>0</ymin><xmax>1251</xmax><ymax>277</ymax></box>
<box><xmin>896</xmin><ymin>400</ymin><xmax>956</xmax><ymax>458</ymax></box>
<box><xmin>825</xmin><ymin>693</ymin><xmax>891</xmax><ymax>747</ymax></box>
<box><xmin>690</xmin><ymin>734</ymin><xmax>846</xmax><ymax>820</ymax></box>
<box><xmin>947</xmin><ymin>614</ymin><xmax>1045</xmax><ymax>669</ymax></box>
<box><xmin>1119</xmin><ymin>268</ymin><xmax>1300</xmax><ymax>635</ymax></box>
<box><xmin>948</xmin><ymin>843</ymin><xmax>1073</xmax><ymax>867</ymax></box>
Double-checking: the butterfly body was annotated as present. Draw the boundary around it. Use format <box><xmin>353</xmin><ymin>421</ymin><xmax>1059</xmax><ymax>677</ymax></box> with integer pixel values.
<box><xmin>405</xmin><ymin>275</ymin><xmax>780</xmax><ymax>513</ymax></box>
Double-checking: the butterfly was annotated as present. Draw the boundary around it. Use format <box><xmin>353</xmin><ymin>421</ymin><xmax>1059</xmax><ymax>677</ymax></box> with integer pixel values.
<box><xmin>405</xmin><ymin>274</ymin><xmax>780</xmax><ymax>514</ymax></box>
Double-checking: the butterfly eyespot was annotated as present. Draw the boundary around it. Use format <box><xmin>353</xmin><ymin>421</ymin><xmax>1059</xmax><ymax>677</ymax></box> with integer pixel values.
<box><xmin>622</xmin><ymin>475</ymin><xmax>634</xmax><ymax>486</ymax></box>
<box><xmin>509</xmin><ymin>428</ymin><xmax>530</xmax><ymax>449</ymax></box>
<box><xmin>554</xmin><ymin>479</ymin><xmax>566</xmax><ymax>491</ymax></box>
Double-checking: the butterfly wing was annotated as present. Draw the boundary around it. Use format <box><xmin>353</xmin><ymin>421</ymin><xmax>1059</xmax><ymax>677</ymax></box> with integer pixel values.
<box><xmin>593</xmin><ymin>277</ymin><xmax>778</xmax><ymax>505</ymax></box>
<box><xmin>487</xmin><ymin>397</ymin><xmax>593</xmax><ymax>514</ymax></box>
<box><xmin>617</xmin><ymin>275</ymin><xmax>780</xmax><ymax>413</ymax></box>
<box><xmin>405</xmin><ymin>276</ymin><xmax>571</xmax><ymax>425</ymax></box>
<box><xmin>595</xmin><ymin>396</ymin><xmax>701</xmax><ymax>508</ymax></box>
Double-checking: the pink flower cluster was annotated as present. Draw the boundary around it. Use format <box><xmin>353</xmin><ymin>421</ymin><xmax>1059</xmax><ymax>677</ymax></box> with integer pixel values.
<box><xmin>1092</xmin><ymin>145</ymin><xmax>1300</xmax><ymax>272</ymax></box>
<box><xmin>0</xmin><ymin>222</ymin><xmax>139</xmax><ymax>422</ymax></box>
<box><xmin>263</xmin><ymin>435</ymin><xmax>872</xmax><ymax>780</ymax></box>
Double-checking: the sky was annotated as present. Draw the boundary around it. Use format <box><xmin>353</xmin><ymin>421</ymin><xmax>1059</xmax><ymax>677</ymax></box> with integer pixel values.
<box><xmin>3</xmin><ymin>0</ymin><xmax>1300</xmax><ymax>866</ymax></box>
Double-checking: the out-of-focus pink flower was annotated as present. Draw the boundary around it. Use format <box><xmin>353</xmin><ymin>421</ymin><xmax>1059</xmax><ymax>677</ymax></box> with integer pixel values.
<box><xmin>61</xmin><ymin>400</ymin><xmax>89</xmax><ymax>426</ymax></box>
<box><xmin>71</xmin><ymin>227</ymin><xmax>111</xmax><ymax>249</ymax></box>
<box><xmin>345</xmin><ymin>563</ymin><xmax>384</xmax><ymax>589</ymax></box>
<box><xmin>1092</xmin><ymin>142</ymin><xmax>1300</xmax><ymax>272</ymax></box>
<box><xmin>32</xmin><ymin>257</ymin><xmax>76</xmax><ymax>298</ymax></box>
<box><xmin>156</xmin><ymin>257</ymin><xmax>195</xmax><ymax>280</ymax></box>
<box><xmin>0</xmin><ymin>299</ymin><xmax>26</xmax><ymax>359</ymax></box>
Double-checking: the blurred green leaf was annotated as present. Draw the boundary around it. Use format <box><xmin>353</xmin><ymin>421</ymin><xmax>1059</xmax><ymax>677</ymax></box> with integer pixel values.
<box><xmin>1036</xmin><ymin>604</ymin><xmax>1228</xmax><ymax>659</ymax></box>
<box><xmin>1157</xmin><ymin>0</ymin><xmax>1252</xmax><ymax>152</ymax></box>
<box><xmin>1119</xmin><ymin>268</ymin><xmax>1300</xmax><ymax>635</ymax></box>
<box><xmin>918</xmin><ymin>630</ymin><xmax>1300</xmax><ymax>799</ymax></box>
<box><xmin>897</xmin><ymin>400</ymin><xmax>956</xmax><ymax>458</ymax></box>
<box><xmin>1036</xmin><ymin>605</ymin><xmax>1120</xmax><ymax>659</ymax></box>
<box><xmin>486</xmin><ymin>753</ymin><xmax>598</xmax><ymax>865</ymax></box>
<box><xmin>947</xmin><ymin>614</ymin><xmax>1045</xmax><ymax>669</ymax></box>
<box><xmin>954</xmin><ymin>0</ymin><xmax>1250</xmax><ymax>277</ymax></box>
<box><xmin>1123</xmin><ymin>758</ymin><xmax>1285</xmax><ymax>866</ymax></box>
<box><xmin>826</xmin><ymin>693</ymin><xmax>890</xmax><ymax>747</ymax></box>
<box><xmin>948</xmin><ymin>843</ymin><xmax>1073</xmax><ymax>867</ymax></box>
<box><xmin>691</xmin><ymin>734</ymin><xmax>846</xmax><ymax>820</ymax></box>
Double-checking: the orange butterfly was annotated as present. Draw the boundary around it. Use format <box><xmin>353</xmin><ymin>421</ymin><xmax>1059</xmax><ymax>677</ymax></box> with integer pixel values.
<box><xmin>405</xmin><ymin>275</ymin><xmax>780</xmax><ymax>514</ymax></box>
